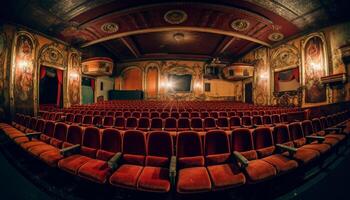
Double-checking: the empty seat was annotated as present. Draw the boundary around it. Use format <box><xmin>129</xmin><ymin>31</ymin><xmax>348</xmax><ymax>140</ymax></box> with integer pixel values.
<box><xmin>74</xmin><ymin>114</ymin><xmax>83</xmax><ymax>124</ymax></box>
<box><xmin>20</xmin><ymin>120</ymin><xmax>55</xmax><ymax>150</ymax></box>
<box><xmin>252</xmin><ymin>115</ymin><xmax>263</xmax><ymax>126</ymax></box>
<box><xmin>132</xmin><ymin>112</ymin><xmax>141</xmax><ymax>118</ymax></box>
<box><xmin>109</xmin><ymin>130</ymin><xmax>146</xmax><ymax>189</ymax></box>
<box><xmin>204</xmin><ymin>117</ymin><xmax>217</xmax><ymax>131</ymax></box>
<box><xmin>217</xmin><ymin>117</ymin><xmax>229</xmax><ymax>130</ymax></box>
<box><xmin>141</xmin><ymin>112</ymin><xmax>150</xmax><ymax>118</ymax></box>
<box><xmin>170</xmin><ymin>112</ymin><xmax>179</xmax><ymax>119</ymax></box>
<box><xmin>229</xmin><ymin>116</ymin><xmax>242</xmax><ymax>129</ymax></box>
<box><xmin>273</xmin><ymin>124</ymin><xmax>320</xmax><ymax>165</ymax></box>
<box><xmin>93</xmin><ymin>116</ymin><xmax>103</xmax><ymax>126</ymax></box>
<box><xmin>126</xmin><ymin>117</ymin><xmax>138</xmax><ymax>130</ymax></box>
<box><xmin>231</xmin><ymin>128</ymin><xmax>276</xmax><ymax>183</ymax></box>
<box><xmin>191</xmin><ymin>118</ymin><xmax>203</xmax><ymax>131</ymax></box>
<box><xmin>151</xmin><ymin>112</ymin><xmax>160</xmax><ymax>119</ymax></box>
<box><xmin>28</xmin><ymin>122</ymin><xmax>69</xmax><ymax>158</ymax></box>
<box><xmin>271</xmin><ymin>114</ymin><xmax>281</xmax><ymax>124</ymax></box>
<box><xmin>190</xmin><ymin>112</ymin><xmax>200</xmax><ymax>118</ymax></box>
<box><xmin>204</xmin><ymin>130</ymin><xmax>245</xmax><ymax>190</ymax></box>
<box><xmin>78</xmin><ymin>128</ymin><xmax>122</xmax><ymax>184</ymax></box>
<box><xmin>82</xmin><ymin>115</ymin><xmax>93</xmax><ymax>126</ymax></box>
<box><xmin>65</xmin><ymin>113</ymin><xmax>75</xmax><ymax>123</ymax></box>
<box><xmin>160</xmin><ymin>112</ymin><xmax>169</xmax><ymax>119</ymax></box>
<box><xmin>263</xmin><ymin>115</ymin><xmax>273</xmax><ymax>126</ymax></box>
<box><xmin>40</xmin><ymin>125</ymin><xmax>83</xmax><ymax>167</ymax></box>
<box><xmin>123</xmin><ymin>111</ymin><xmax>131</xmax><ymax>118</ymax></box>
<box><xmin>103</xmin><ymin>116</ymin><xmax>114</xmax><ymax>128</ymax></box>
<box><xmin>58</xmin><ymin>127</ymin><xmax>101</xmax><ymax>175</ymax></box>
<box><xmin>209</xmin><ymin>112</ymin><xmax>219</xmax><ymax>119</ymax></box>
<box><xmin>137</xmin><ymin>131</ymin><xmax>174</xmax><ymax>192</ymax></box>
<box><xmin>200</xmin><ymin>112</ymin><xmax>209</xmax><ymax>119</ymax></box>
<box><xmin>150</xmin><ymin>118</ymin><xmax>163</xmax><ymax>131</ymax></box>
<box><xmin>242</xmin><ymin>116</ymin><xmax>253</xmax><ymax>128</ymax></box>
<box><xmin>164</xmin><ymin>117</ymin><xmax>177</xmax><ymax>132</ymax></box>
<box><xmin>114</xmin><ymin>117</ymin><xmax>125</xmax><ymax>130</ymax></box>
<box><xmin>137</xmin><ymin>117</ymin><xmax>150</xmax><ymax>131</ymax></box>
<box><xmin>252</xmin><ymin>127</ymin><xmax>298</xmax><ymax>174</ymax></box>
<box><xmin>176</xmin><ymin>131</ymin><xmax>211</xmax><ymax>193</ymax></box>
<box><xmin>180</xmin><ymin>112</ymin><xmax>190</xmax><ymax>118</ymax></box>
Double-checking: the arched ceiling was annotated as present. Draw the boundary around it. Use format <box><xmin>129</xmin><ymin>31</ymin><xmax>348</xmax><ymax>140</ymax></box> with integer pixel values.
<box><xmin>2</xmin><ymin>0</ymin><xmax>349</xmax><ymax>62</ymax></box>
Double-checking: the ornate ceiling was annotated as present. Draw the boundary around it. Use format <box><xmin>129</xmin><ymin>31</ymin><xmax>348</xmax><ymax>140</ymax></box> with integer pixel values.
<box><xmin>2</xmin><ymin>0</ymin><xmax>349</xmax><ymax>62</ymax></box>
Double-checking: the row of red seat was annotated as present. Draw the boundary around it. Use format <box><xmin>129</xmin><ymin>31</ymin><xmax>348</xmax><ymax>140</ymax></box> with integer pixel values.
<box><xmin>0</xmin><ymin>110</ymin><xmax>349</xmax><ymax>193</ymax></box>
<box><xmin>33</xmin><ymin>113</ymin><xmax>291</xmax><ymax>132</ymax></box>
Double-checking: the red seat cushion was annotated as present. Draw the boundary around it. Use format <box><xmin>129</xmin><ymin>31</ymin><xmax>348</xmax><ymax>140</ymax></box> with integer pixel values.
<box><xmin>178</xmin><ymin>156</ymin><xmax>205</xmax><ymax>169</ymax></box>
<box><xmin>58</xmin><ymin>155</ymin><xmax>92</xmax><ymax>174</ymax></box>
<box><xmin>13</xmin><ymin>137</ymin><xmax>29</xmax><ymax>144</ymax></box>
<box><xmin>207</xmin><ymin>164</ymin><xmax>245</xmax><ymax>190</ymax></box>
<box><xmin>262</xmin><ymin>154</ymin><xmax>298</xmax><ymax>173</ymax></box>
<box><xmin>78</xmin><ymin>160</ymin><xmax>112</xmax><ymax>184</ymax></box>
<box><xmin>177</xmin><ymin>167</ymin><xmax>211</xmax><ymax>193</ymax></box>
<box><xmin>109</xmin><ymin>164</ymin><xmax>143</xmax><ymax>189</ymax></box>
<box><xmin>39</xmin><ymin>150</ymin><xmax>63</xmax><ymax>167</ymax></box>
<box><xmin>283</xmin><ymin>148</ymin><xmax>319</xmax><ymax>165</ymax></box>
<box><xmin>20</xmin><ymin>140</ymin><xmax>46</xmax><ymax>150</ymax></box>
<box><xmin>244</xmin><ymin>160</ymin><xmax>276</xmax><ymax>183</ymax></box>
<box><xmin>326</xmin><ymin>134</ymin><xmax>346</xmax><ymax>142</ymax></box>
<box><xmin>137</xmin><ymin>166</ymin><xmax>171</xmax><ymax>193</ymax></box>
<box><xmin>302</xmin><ymin>143</ymin><xmax>331</xmax><ymax>154</ymax></box>
<box><xmin>28</xmin><ymin>144</ymin><xmax>57</xmax><ymax>157</ymax></box>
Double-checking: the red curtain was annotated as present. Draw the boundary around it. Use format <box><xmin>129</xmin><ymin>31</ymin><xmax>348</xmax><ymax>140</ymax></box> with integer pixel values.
<box><xmin>91</xmin><ymin>79</ymin><xmax>95</xmax><ymax>91</ymax></box>
<box><xmin>40</xmin><ymin>67</ymin><xmax>46</xmax><ymax>79</ymax></box>
<box><xmin>56</xmin><ymin>70</ymin><xmax>63</xmax><ymax>107</ymax></box>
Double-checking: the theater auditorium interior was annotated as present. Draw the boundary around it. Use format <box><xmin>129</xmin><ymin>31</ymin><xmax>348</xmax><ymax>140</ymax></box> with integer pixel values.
<box><xmin>1</xmin><ymin>0</ymin><xmax>350</xmax><ymax>200</ymax></box>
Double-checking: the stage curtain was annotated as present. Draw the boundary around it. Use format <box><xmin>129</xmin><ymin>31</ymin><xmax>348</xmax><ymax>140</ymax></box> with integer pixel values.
<box><xmin>56</xmin><ymin>70</ymin><xmax>63</xmax><ymax>107</ymax></box>
<box><xmin>40</xmin><ymin>66</ymin><xmax>46</xmax><ymax>79</ymax></box>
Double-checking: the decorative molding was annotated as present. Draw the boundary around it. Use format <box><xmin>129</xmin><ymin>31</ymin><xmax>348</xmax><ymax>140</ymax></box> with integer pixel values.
<box><xmin>38</xmin><ymin>42</ymin><xmax>66</xmax><ymax>70</ymax></box>
<box><xmin>164</xmin><ymin>10</ymin><xmax>188</xmax><ymax>24</ymax></box>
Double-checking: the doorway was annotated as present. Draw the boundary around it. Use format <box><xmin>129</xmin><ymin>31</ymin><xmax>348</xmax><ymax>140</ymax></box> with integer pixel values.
<box><xmin>82</xmin><ymin>76</ymin><xmax>95</xmax><ymax>104</ymax></box>
<box><xmin>39</xmin><ymin>66</ymin><xmax>63</xmax><ymax>108</ymax></box>
<box><xmin>245</xmin><ymin>82</ymin><xmax>253</xmax><ymax>104</ymax></box>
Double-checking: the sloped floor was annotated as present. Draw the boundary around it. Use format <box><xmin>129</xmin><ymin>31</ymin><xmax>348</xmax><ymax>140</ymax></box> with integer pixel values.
<box><xmin>0</xmin><ymin>134</ymin><xmax>349</xmax><ymax>200</ymax></box>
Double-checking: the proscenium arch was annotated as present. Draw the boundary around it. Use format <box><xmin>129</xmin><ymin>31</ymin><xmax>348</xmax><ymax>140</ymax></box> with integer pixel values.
<box><xmin>81</xmin><ymin>26</ymin><xmax>272</xmax><ymax>48</ymax></box>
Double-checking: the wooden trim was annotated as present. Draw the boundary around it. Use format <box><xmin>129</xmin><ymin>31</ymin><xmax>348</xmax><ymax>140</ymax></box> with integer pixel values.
<box><xmin>81</xmin><ymin>26</ymin><xmax>272</xmax><ymax>47</ymax></box>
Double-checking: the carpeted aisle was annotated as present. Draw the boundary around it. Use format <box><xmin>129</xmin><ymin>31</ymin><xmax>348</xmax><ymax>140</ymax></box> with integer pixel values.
<box><xmin>0</xmin><ymin>151</ymin><xmax>53</xmax><ymax>200</ymax></box>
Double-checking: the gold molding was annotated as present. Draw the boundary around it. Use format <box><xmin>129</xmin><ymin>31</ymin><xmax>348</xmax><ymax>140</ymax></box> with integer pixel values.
<box><xmin>81</xmin><ymin>26</ymin><xmax>272</xmax><ymax>48</ymax></box>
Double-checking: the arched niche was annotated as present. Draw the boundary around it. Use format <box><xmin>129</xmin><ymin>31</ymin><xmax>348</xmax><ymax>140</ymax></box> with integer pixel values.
<box><xmin>121</xmin><ymin>66</ymin><xmax>143</xmax><ymax>90</ymax></box>
<box><xmin>145</xmin><ymin>62</ymin><xmax>160</xmax><ymax>99</ymax></box>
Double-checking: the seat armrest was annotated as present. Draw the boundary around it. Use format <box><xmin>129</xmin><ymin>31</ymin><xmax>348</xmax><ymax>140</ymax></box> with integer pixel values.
<box><xmin>306</xmin><ymin>135</ymin><xmax>325</xmax><ymax>143</ymax></box>
<box><xmin>107</xmin><ymin>152</ymin><xmax>122</xmax><ymax>170</ymax></box>
<box><xmin>25</xmin><ymin>132</ymin><xmax>41</xmax><ymax>140</ymax></box>
<box><xmin>325</xmin><ymin>127</ymin><xmax>342</xmax><ymax>134</ymax></box>
<box><xmin>169</xmin><ymin>156</ymin><xmax>177</xmax><ymax>187</ymax></box>
<box><xmin>276</xmin><ymin>144</ymin><xmax>297</xmax><ymax>157</ymax></box>
<box><xmin>233</xmin><ymin>151</ymin><xmax>249</xmax><ymax>168</ymax></box>
<box><xmin>60</xmin><ymin>144</ymin><xmax>80</xmax><ymax>157</ymax></box>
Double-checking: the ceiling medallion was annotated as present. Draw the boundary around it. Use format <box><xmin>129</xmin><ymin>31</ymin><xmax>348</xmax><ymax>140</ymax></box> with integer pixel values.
<box><xmin>231</xmin><ymin>19</ymin><xmax>250</xmax><ymax>31</ymax></box>
<box><xmin>164</xmin><ymin>10</ymin><xmax>188</xmax><ymax>24</ymax></box>
<box><xmin>268</xmin><ymin>32</ymin><xmax>284</xmax><ymax>41</ymax></box>
<box><xmin>101</xmin><ymin>23</ymin><xmax>119</xmax><ymax>33</ymax></box>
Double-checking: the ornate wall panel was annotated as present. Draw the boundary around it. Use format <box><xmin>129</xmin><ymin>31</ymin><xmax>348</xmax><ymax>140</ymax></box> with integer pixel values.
<box><xmin>68</xmin><ymin>50</ymin><xmax>81</xmax><ymax>106</ymax></box>
<box><xmin>0</xmin><ymin>27</ymin><xmax>8</xmax><ymax>113</ymax></box>
<box><xmin>301</xmin><ymin>34</ymin><xmax>328</xmax><ymax>105</ymax></box>
<box><xmin>145</xmin><ymin>62</ymin><xmax>159</xmax><ymax>99</ymax></box>
<box><xmin>11</xmin><ymin>31</ymin><xmax>37</xmax><ymax>115</ymax></box>
<box><xmin>121</xmin><ymin>67</ymin><xmax>143</xmax><ymax>90</ymax></box>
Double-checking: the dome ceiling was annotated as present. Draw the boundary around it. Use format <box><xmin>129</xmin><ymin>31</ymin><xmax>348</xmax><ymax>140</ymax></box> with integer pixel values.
<box><xmin>2</xmin><ymin>0</ymin><xmax>349</xmax><ymax>62</ymax></box>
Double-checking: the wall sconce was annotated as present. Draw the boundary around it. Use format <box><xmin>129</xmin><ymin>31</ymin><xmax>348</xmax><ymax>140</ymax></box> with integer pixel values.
<box><xmin>70</xmin><ymin>72</ymin><xmax>79</xmax><ymax>80</ymax></box>
<box><xmin>260</xmin><ymin>72</ymin><xmax>268</xmax><ymax>80</ymax></box>
<box><xmin>18</xmin><ymin>60</ymin><xmax>29</xmax><ymax>70</ymax></box>
<box><xmin>194</xmin><ymin>82</ymin><xmax>202</xmax><ymax>89</ymax></box>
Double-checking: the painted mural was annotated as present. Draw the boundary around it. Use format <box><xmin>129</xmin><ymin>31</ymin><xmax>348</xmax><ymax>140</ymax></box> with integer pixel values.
<box><xmin>68</xmin><ymin>52</ymin><xmax>81</xmax><ymax>105</ymax></box>
<box><xmin>13</xmin><ymin>32</ymin><xmax>36</xmax><ymax>114</ymax></box>
<box><xmin>303</xmin><ymin>36</ymin><xmax>327</xmax><ymax>104</ymax></box>
<box><xmin>0</xmin><ymin>30</ymin><xmax>6</xmax><ymax>106</ymax></box>
<box><xmin>274</xmin><ymin>68</ymin><xmax>300</xmax><ymax>92</ymax></box>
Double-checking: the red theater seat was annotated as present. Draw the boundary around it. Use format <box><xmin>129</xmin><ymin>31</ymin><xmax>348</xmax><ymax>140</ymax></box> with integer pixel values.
<box><xmin>93</xmin><ymin>116</ymin><xmax>103</xmax><ymax>126</ymax></box>
<box><xmin>137</xmin><ymin>131</ymin><xmax>174</xmax><ymax>193</ymax></box>
<box><xmin>20</xmin><ymin>120</ymin><xmax>55</xmax><ymax>150</ymax></box>
<box><xmin>138</xmin><ymin>117</ymin><xmax>150</xmax><ymax>131</ymax></box>
<box><xmin>229</xmin><ymin>116</ymin><xmax>242</xmax><ymax>129</ymax></box>
<box><xmin>78</xmin><ymin>128</ymin><xmax>122</xmax><ymax>184</ymax></box>
<box><xmin>231</xmin><ymin>128</ymin><xmax>277</xmax><ymax>183</ymax></box>
<box><xmin>191</xmin><ymin>117</ymin><xmax>203</xmax><ymax>131</ymax></box>
<box><xmin>204</xmin><ymin>130</ymin><xmax>245</xmax><ymax>190</ymax></box>
<box><xmin>58</xmin><ymin>127</ymin><xmax>101</xmax><ymax>175</ymax></box>
<box><xmin>74</xmin><ymin>114</ymin><xmax>83</xmax><ymax>124</ymax></box>
<box><xmin>217</xmin><ymin>117</ymin><xmax>229</xmax><ymax>130</ymax></box>
<box><xmin>164</xmin><ymin>118</ymin><xmax>177</xmax><ymax>134</ymax></box>
<box><xmin>103</xmin><ymin>116</ymin><xmax>114</xmax><ymax>128</ymax></box>
<box><xmin>176</xmin><ymin>131</ymin><xmax>211</xmax><ymax>193</ymax></box>
<box><xmin>150</xmin><ymin>118</ymin><xmax>163</xmax><ymax>131</ymax></box>
<box><xmin>82</xmin><ymin>115</ymin><xmax>93</xmax><ymax>126</ymax></box>
<box><xmin>109</xmin><ymin>130</ymin><xmax>146</xmax><ymax>190</ymax></box>
<box><xmin>114</xmin><ymin>117</ymin><xmax>125</xmax><ymax>130</ymax></box>
<box><xmin>204</xmin><ymin>117</ymin><xmax>217</xmax><ymax>131</ymax></box>
<box><xmin>40</xmin><ymin>125</ymin><xmax>83</xmax><ymax>167</ymax></box>
<box><xmin>126</xmin><ymin>117</ymin><xmax>138</xmax><ymax>130</ymax></box>
<box><xmin>252</xmin><ymin>127</ymin><xmax>298</xmax><ymax>174</ymax></box>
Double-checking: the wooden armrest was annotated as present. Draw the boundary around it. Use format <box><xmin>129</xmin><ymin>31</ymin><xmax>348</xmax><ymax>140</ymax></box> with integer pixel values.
<box><xmin>107</xmin><ymin>152</ymin><xmax>122</xmax><ymax>170</ymax></box>
<box><xmin>25</xmin><ymin>132</ymin><xmax>41</xmax><ymax>140</ymax></box>
<box><xmin>59</xmin><ymin>144</ymin><xmax>80</xmax><ymax>157</ymax></box>
<box><xmin>233</xmin><ymin>151</ymin><xmax>249</xmax><ymax>168</ymax></box>
<box><xmin>306</xmin><ymin>135</ymin><xmax>325</xmax><ymax>143</ymax></box>
<box><xmin>169</xmin><ymin>156</ymin><xmax>177</xmax><ymax>187</ymax></box>
<box><xmin>276</xmin><ymin>144</ymin><xmax>297</xmax><ymax>157</ymax></box>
